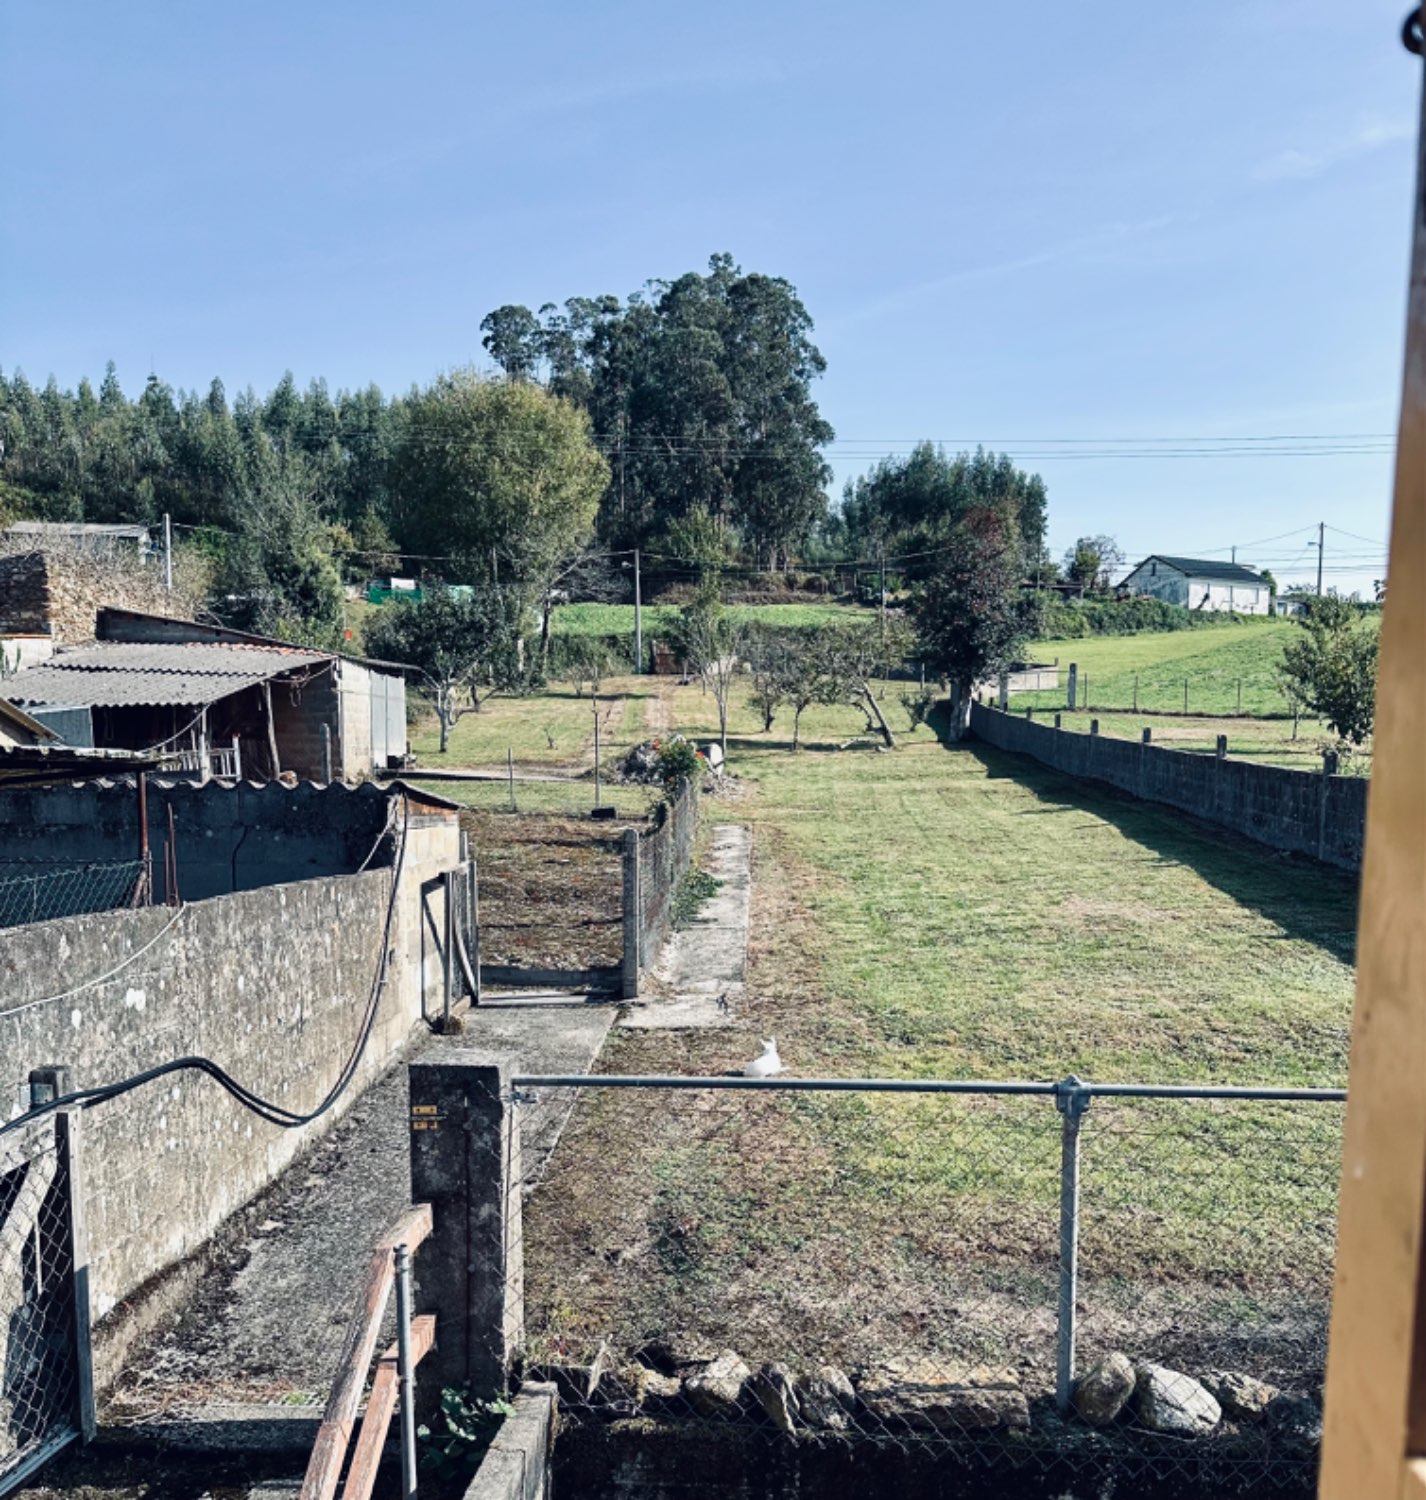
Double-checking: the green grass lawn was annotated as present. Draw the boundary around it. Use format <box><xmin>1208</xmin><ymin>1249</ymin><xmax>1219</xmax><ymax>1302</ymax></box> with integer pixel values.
<box><xmin>407</xmin><ymin>675</ymin><xmax>655</xmax><ymax>768</ymax></box>
<box><xmin>1052</xmin><ymin>707</ymin><xmax>1367</xmax><ymax>771</ymax></box>
<box><xmin>549</xmin><ymin>600</ymin><xmax>874</xmax><ymax>638</ymax></box>
<box><xmin>519</xmin><ymin>670</ymin><xmax>1355</xmax><ymax>1402</ymax></box>
<box><xmin>1015</xmin><ymin>619</ymin><xmax>1302</xmax><ymax>716</ymax></box>
<box><xmin>405</xmin><ymin>775</ymin><xmax>660</xmax><ymax>817</ymax></box>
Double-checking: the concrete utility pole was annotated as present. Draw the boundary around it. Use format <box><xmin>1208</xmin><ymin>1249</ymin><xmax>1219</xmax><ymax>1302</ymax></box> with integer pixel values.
<box><xmin>1316</xmin><ymin>521</ymin><xmax>1325</xmax><ymax>596</ymax></box>
<box><xmin>633</xmin><ymin>548</ymin><xmax>643</xmax><ymax>673</ymax></box>
<box><xmin>163</xmin><ymin>513</ymin><xmax>173</xmax><ymax>594</ymax></box>
<box><xmin>879</xmin><ymin>551</ymin><xmax>887</xmax><ymax>646</ymax></box>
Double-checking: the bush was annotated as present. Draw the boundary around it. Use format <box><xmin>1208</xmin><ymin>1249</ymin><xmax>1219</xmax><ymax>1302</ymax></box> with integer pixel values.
<box><xmin>653</xmin><ymin>736</ymin><xmax>702</xmax><ymax>790</ymax></box>
<box><xmin>1031</xmin><ymin>595</ymin><xmax>1257</xmax><ymax>639</ymax></box>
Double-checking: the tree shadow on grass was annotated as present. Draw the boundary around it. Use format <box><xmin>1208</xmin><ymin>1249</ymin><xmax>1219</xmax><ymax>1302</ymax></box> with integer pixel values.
<box><xmin>969</xmin><ymin>743</ymin><xmax>1358</xmax><ymax>967</ymax></box>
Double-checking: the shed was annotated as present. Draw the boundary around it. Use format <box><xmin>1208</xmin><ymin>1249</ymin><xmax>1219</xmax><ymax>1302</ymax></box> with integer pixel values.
<box><xmin>1</xmin><ymin>610</ymin><xmax>409</xmax><ymax>782</ymax></box>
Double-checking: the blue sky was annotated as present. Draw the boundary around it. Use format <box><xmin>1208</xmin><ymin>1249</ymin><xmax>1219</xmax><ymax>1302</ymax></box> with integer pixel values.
<box><xmin>1</xmin><ymin>0</ymin><xmax>1416</xmax><ymax>595</ymax></box>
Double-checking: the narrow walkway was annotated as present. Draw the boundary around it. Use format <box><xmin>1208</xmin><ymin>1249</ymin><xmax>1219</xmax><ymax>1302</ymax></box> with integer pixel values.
<box><xmin>621</xmin><ymin>823</ymin><xmax>752</xmax><ymax>1030</ymax></box>
<box><xmin>104</xmin><ymin>998</ymin><xmax>614</xmax><ymax>1430</ymax></box>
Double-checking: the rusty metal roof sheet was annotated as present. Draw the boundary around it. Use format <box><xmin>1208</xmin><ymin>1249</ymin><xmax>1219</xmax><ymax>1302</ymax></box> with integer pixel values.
<box><xmin>4</xmin><ymin>642</ymin><xmax>332</xmax><ymax>709</ymax></box>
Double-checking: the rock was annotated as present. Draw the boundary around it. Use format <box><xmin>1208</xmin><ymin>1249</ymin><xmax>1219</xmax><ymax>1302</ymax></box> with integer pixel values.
<box><xmin>683</xmin><ymin>1350</ymin><xmax>751</xmax><ymax>1418</ymax></box>
<box><xmin>750</xmin><ymin>1363</ymin><xmax>800</xmax><ymax>1436</ymax></box>
<box><xmin>607</xmin><ymin>1363</ymin><xmax>682</xmax><ymax>1412</ymax></box>
<box><xmin>797</xmin><ymin>1365</ymin><xmax>856</xmax><ymax>1431</ymax></box>
<box><xmin>1267</xmin><ymin>1394</ymin><xmax>1323</xmax><ymax>1454</ymax></box>
<box><xmin>1073</xmin><ymin>1352</ymin><xmax>1136</xmax><ymax>1426</ymax></box>
<box><xmin>1203</xmin><ymin>1370</ymin><xmax>1278</xmax><ymax>1423</ymax></box>
<box><xmin>703</xmin><ymin>742</ymin><xmax>725</xmax><ymax>773</ymax></box>
<box><xmin>1135</xmin><ymin>1363</ymin><xmax>1221</xmax><ymax>1437</ymax></box>
<box><xmin>857</xmin><ymin>1360</ymin><xmax>1029</xmax><ymax>1432</ymax></box>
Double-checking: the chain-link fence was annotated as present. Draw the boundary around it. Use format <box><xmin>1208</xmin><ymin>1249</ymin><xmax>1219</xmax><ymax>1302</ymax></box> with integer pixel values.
<box><xmin>0</xmin><ymin>1112</ymin><xmax>86</xmax><ymax>1497</ymax></box>
<box><xmin>0</xmin><ymin>859</ymin><xmax>148</xmax><ymax>932</ymax></box>
<box><xmin>635</xmin><ymin>778</ymin><xmax>698</xmax><ymax>969</ymax></box>
<box><xmin>508</xmin><ymin>1075</ymin><xmax>1340</xmax><ymax>1491</ymax></box>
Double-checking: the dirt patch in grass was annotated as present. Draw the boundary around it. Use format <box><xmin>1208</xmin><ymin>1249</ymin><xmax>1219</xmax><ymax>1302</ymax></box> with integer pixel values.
<box><xmin>465</xmin><ymin>808</ymin><xmax>636</xmax><ymax>969</ymax></box>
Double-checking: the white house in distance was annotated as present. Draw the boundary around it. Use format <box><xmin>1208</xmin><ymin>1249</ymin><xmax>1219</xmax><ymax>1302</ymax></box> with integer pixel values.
<box><xmin>1118</xmin><ymin>555</ymin><xmax>1272</xmax><ymax>615</ymax></box>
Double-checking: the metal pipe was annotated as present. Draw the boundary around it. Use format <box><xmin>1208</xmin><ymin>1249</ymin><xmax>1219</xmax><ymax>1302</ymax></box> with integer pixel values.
<box><xmin>1055</xmin><ymin>1076</ymin><xmax>1089</xmax><ymax>1412</ymax></box>
<box><xmin>508</xmin><ymin>1073</ymin><xmax>1345</xmax><ymax>1101</ymax></box>
<box><xmin>394</xmin><ymin>1243</ymin><xmax>418</xmax><ymax>1500</ymax></box>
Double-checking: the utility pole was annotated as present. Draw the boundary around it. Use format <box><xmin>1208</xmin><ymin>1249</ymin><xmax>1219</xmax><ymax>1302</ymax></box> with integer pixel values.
<box><xmin>879</xmin><ymin>551</ymin><xmax>887</xmax><ymax>646</ymax></box>
<box><xmin>633</xmin><ymin>548</ymin><xmax>643</xmax><ymax>674</ymax></box>
<box><xmin>1231</xmin><ymin>545</ymin><xmax>1236</xmax><ymax>564</ymax></box>
<box><xmin>163</xmin><ymin>513</ymin><xmax>173</xmax><ymax>594</ymax></box>
<box><xmin>1316</xmin><ymin>521</ymin><xmax>1325</xmax><ymax>597</ymax></box>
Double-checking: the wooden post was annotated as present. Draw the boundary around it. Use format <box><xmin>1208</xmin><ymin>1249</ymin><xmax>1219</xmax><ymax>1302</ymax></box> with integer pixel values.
<box><xmin>1320</xmin><ymin>29</ymin><xmax>1426</xmax><ymax>1496</ymax></box>
<box><xmin>507</xmin><ymin>748</ymin><xmax>516</xmax><ymax>813</ymax></box>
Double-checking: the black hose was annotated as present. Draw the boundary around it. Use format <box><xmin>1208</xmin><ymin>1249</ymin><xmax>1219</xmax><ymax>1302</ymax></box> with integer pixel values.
<box><xmin>1</xmin><ymin>797</ymin><xmax>411</xmax><ymax>1141</ymax></box>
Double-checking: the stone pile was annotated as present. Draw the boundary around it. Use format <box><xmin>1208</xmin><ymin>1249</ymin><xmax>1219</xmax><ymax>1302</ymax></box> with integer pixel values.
<box><xmin>1072</xmin><ymin>1352</ymin><xmax>1320</xmax><ymax>1449</ymax></box>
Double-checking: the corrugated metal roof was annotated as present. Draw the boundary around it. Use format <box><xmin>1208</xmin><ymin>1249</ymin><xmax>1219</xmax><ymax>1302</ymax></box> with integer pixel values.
<box><xmin>4</xmin><ymin>642</ymin><xmax>332</xmax><ymax>709</ymax></box>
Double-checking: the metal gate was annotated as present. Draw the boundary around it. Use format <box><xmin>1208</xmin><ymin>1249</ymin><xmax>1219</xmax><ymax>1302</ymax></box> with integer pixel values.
<box><xmin>0</xmin><ymin>1094</ymin><xmax>93</xmax><ymax>1498</ymax></box>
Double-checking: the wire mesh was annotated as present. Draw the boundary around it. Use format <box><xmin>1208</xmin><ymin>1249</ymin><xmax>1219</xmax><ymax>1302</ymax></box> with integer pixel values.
<box><xmin>0</xmin><ymin>1121</ymin><xmax>79</xmax><ymax>1491</ymax></box>
<box><xmin>508</xmin><ymin>1080</ymin><xmax>1339</xmax><ymax>1489</ymax></box>
<box><xmin>637</xmin><ymin>779</ymin><xmax>698</xmax><ymax>966</ymax></box>
<box><xmin>0</xmin><ymin>859</ymin><xmax>146</xmax><ymax>931</ymax></box>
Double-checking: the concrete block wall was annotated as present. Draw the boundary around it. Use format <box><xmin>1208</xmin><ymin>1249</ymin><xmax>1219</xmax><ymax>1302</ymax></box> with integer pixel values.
<box><xmin>970</xmin><ymin>702</ymin><xmax>1367</xmax><ymax>870</ymax></box>
<box><xmin>0</xmin><ymin>778</ymin><xmax>400</xmax><ymax>901</ymax></box>
<box><xmin>0</xmin><ymin>793</ymin><xmax>460</xmax><ymax>1324</ymax></box>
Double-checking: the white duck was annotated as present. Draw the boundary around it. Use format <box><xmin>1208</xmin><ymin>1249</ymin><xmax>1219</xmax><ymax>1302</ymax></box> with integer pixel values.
<box><xmin>744</xmin><ymin>1038</ymin><xmax>786</xmax><ymax>1078</ymax></box>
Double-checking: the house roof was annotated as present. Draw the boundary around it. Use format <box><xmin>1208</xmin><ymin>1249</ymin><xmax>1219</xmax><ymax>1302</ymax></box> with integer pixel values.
<box><xmin>1128</xmin><ymin>556</ymin><xmax>1269</xmax><ymax>586</ymax></box>
<box><xmin>0</xmin><ymin>743</ymin><xmax>163</xmax><ymax>787</ymax></box>
<box><xmin>97</xmin><ymin>608</ymin><xmax>413</xmax><ymax>675</ymax></box>
<box><xmin>5</xmin><ymin>521</ymin><xmax>152</xmax><ymax>542</ymax></box>
<box><xmin>4</xmin><ymin>641</ymin><xmax>332</xmax><ymax>710</ymax></box>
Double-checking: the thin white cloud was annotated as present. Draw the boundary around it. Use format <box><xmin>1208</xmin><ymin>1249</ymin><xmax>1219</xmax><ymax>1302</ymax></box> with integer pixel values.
<box><xmin>1254</xmin><ymin>118</ymin><xmax>1413</xmax><ymax>182</ymax></box>
<box><xmin>826</xmin><ymin>215</ymin><xmax>1184</xmax><ymax>333</ymax></box>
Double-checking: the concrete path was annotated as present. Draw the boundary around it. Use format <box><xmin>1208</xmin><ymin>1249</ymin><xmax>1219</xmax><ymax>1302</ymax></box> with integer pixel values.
<box><xmin>104</xmin><ymin>997</ymin><xmax>614</xmax><ymax>1431</ymax></box>
<box><xmin>621</xmin><ymin>823</ymin><xmax>751</xmax><ymax>1030</ymax></box>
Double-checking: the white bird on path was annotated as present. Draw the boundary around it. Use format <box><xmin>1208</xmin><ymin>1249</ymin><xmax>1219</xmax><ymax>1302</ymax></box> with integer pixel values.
<box><xmin>744</xmin><ymin>1038</ymin><xmax>786</xmax><ymax>1078</ymax></box>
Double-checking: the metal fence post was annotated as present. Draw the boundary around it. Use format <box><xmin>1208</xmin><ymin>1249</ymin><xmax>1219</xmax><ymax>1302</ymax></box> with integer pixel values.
<box><xmin>1055</xmin><ymin>1074</ymin><xmax>1091</xmax><ymax>1414</ymax></box>
<box><xmin>394</xmin><ymin>1243</ymin><xmax>418</xmax><ymax>1500</ymax></box>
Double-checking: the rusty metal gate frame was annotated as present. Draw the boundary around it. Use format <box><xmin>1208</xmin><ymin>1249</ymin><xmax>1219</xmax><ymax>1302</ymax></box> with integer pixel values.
<box><xmin>0</xmin><ymin>1095</ymin><xmax>94</xmax><ymax>1499</ymax></box>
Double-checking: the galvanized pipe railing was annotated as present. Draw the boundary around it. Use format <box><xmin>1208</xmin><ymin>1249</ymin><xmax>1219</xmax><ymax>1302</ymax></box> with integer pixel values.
<box><xmin>300</xmin><ymin>1203</ymin><xmax>434</xmax><ymax>1500</ymax></box>
<box><xmin>507</xmin><ymin>1071</ymin><xmax>1346</xmax><ymax>1415</ymax></box>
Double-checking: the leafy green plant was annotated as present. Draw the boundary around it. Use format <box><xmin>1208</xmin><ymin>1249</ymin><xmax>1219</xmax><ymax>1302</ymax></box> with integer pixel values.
<box><xmin>653</xmin><ymin>736</ymin><xmax>702</xmax><ymax>792</ymax></box>
<box><xmin>898</xmin><ymin>685</ymin><xmax>936</xmax><ymax>731</ymax></box>
<box><xmin>671</xmin><ymin>868</ymin><xmax>722</xmax><ymax>929</ymax></box>
<box><xmin>418</xmin><ymin>1386</ymin><xmax>516</xmax><ymax>1483</ymax></box>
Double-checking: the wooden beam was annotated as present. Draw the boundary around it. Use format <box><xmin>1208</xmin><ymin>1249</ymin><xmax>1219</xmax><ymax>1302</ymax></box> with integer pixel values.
<box><xmin>373</xmin><ymin>1202</ymin><xmax>433</xmax><ymax>1252</ymax></box>
<box><xmin>338</xmin><ymin>1318</ymin><xmax>437</xmax><ymax>1500</ymax></box>
<box><xmin>1319</xmin><ymin>40</ymin><xmax>1426</xmax><ymax>1500</ymax></box>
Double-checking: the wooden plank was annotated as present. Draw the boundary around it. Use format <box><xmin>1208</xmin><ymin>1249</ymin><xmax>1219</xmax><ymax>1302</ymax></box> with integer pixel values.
<box><xmin>339</xmin><ymin>1361</ymin><xmax>398</xmax><ymax>1500</ymax></box>
<box><xmin>298</xmin><ymin>1247</ymin><xmax>393</xmax><ymax>1500</ymax></box>
<box><xmin>332</xmin><ymin>1317</ymin><xmax>437</xmax><ymax>1500</ymax></box>
<box><xmin>373</xmin><ymin>1203</ymin><xmax>433</xmax><ymax>1252</ymax></box>
<box><xmin>1320</xmin><ymin>47</ymin><xmax>1426</xmax><ymax>1499</ymax></box>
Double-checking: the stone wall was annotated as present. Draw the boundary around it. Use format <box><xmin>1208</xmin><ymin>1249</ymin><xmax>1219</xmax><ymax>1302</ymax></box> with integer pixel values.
<box><xmin>0</xmin><ymin>798</ymin><xmax>460</xmax><ymax>1324</ymax></box>
<box><xmin>970</xmin><ymin>702</ymin><xmax>1367</xmax><ymax>870</ymax></box>
<box><xmin>0</xmin><ymin>549</ymin><xmax>200</xmax><ymax>645</ymax></box>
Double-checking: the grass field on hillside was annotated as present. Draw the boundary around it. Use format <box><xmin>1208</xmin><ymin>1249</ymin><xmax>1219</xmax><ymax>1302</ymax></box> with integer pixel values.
<box><xmin>1015</xmin><ymin>619</ymin><xmax>1301</xmax><ymax>716</ymax></box>
<box><xmin>549</xmin><ymin>600</ymin><xmax>873</xmax><ymax>638</ymax></box>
